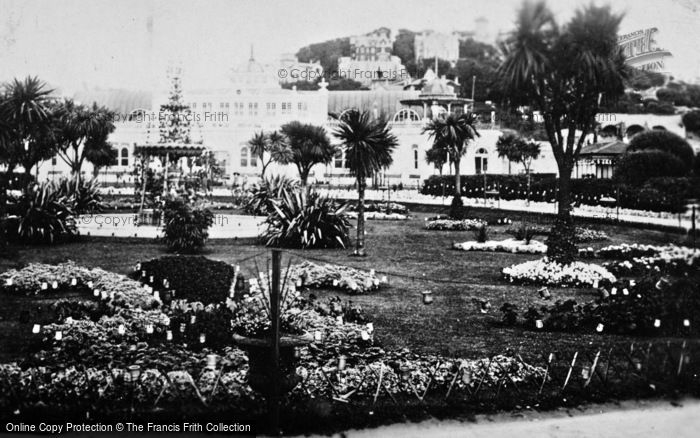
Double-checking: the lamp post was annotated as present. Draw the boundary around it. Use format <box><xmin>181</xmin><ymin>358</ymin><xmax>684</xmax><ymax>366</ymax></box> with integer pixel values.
<box><xmin>686</xmin><ymin>198</ymin><xmax>698</xmax><ymax>250</ymax></box>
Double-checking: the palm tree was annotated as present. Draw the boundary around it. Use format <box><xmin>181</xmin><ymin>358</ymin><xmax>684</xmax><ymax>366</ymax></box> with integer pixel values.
<box><xmin>280</xmin><ymin>121</ymin><xmax>335</xmax><ymax>187</ymax></box>
<box><xmin>55</xmin><ymin>100</ymin><xmax>116</xmax><ymax>188</ymax></box>
<box><xmin>247</xmin><ymin>130</ymin><xmax>292</xmax><ymax>179</ymax></box>
<box><xmin>247</xmin><ymin>131</ymin><xmax>268</xmax><ymax>178</ymax></box>
<box><xmin>425</xmin><ymin>144</ymin><xmax>448</xmax><ymax>175</ymax></box>
<box><xmin>422</xmin><ymin>112</ymin><xmax>479</xmax><ymax>216</ymax></box>
<box><xmin>0</xmin><ymin>76</ymin><xmax>55</xmax><ymax>176</ymax></box>
<box><xmin>498</xmin><ymin>1</ymin><xmax>627</xmax><ymax>263</ymax></box>
<box><xmin>333</xmin><ymin>110</ymin><xmax>398</xmax><ymax>256</ymax></box>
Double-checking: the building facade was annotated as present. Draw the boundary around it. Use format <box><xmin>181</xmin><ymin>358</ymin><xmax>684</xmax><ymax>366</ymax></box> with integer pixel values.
<box><xmin>33</xmin><ymin>59</ymin><xmax>698</xmax><ymax>189</ymax></box>
<box><xmin>338</xmin><ymin>28</ymin><xmax>408</xmax><ymax>86</ymax></box>
<box><xmin>414</xmin><ymin>31</ymin><xmax>460</xmax><ymax>64</ymax></box>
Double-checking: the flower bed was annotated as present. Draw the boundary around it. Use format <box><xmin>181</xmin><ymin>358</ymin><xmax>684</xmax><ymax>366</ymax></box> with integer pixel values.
<box><xmin>289</xmin><ymin>261</ymin><xmax>383</xmax><ymax>294</ymax></box>
<box><xmin>502</xmin><ymin>258</ymin><xmax>616</xmax><ymax>288</ymax></box>
<box><xmin>424</xmin><ymin>218</ymin><xmax>487</xmax><ymax>231</ymax></box>
<box><xmin>0</xmin><ymin>260</ymin><xmax>566</xmax><ymax>430</ymax></box>
<box><xmin>574</xmin><ymin>227</ymin><xmax>609</xmax><ymax>243</ymax></box>
<box><xmin>603</xmin><ymin>245</ymin><xmax>700</xmax><ymax>277</ymax></box>
<box><xmin>133</xmin><ymin>256</ymin><xmax>236</xmax><ymax>304</ymax></box>
<box><xmin>579</xmin><ymin>243</ymin><xmax>665</xmax><ymax>259</ymax></box>
<box><xmin>0</xmin><ymin>262</ymin><xmax>160</xmax><ymax>312</ymax></box>
<box><xmin>346</xmin><ymin>211</ymin><xmax>409</xmax><ymax>221</ymax></box>
<box><xmin>499</xmin><ymin>275</ymin><xmax>700</xmax><ymax>337</ymax></box>
<box><xmin>453</xmin><ymin>238</ymin><xmax>547</xmax><ymax>254</ymax></box>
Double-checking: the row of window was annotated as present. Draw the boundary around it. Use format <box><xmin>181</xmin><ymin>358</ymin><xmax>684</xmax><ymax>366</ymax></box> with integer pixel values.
<box><xmin>190</xmin><ymin>102</ymin><xmax>308</xmax><ymax>116</ymax></box>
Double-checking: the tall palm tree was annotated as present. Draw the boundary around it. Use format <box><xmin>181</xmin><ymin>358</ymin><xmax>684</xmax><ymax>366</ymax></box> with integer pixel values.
<box><xmin>498</xmin><ymin>1</ymin><xmax>627</xmax><ymax>263</ymax></box>
<box><xmin>333</xmin><ymin>110</ymin><xmax>398</xmax><ymax>256</ymax></box>
<box><xmin>280</xmin><ymin>121</ymin><xmax>335</xmax><ymax>187</ymax></box>
<box><xmin>422</xmin><ymin>112</ymin><xmax>479</xmax><ymax>215</ymax></box>
<box><xmin>0</xmin><ymin>76</ymin><xmax>55</xmax><ymax>176</ymax></box>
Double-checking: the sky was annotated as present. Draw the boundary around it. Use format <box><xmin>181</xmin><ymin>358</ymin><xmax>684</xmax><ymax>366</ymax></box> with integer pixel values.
<box><xmin>1</xmin><ymin>0</ymin><xmax>699</xmax><ymax>93</ymax></box>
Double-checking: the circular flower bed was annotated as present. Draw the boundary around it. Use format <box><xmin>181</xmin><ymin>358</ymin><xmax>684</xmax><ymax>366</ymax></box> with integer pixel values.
<box><xmin>502</xmin><ymin>258</ymin><xmax>616</xmax><ymax>288</ymax></box>
<box><xmin>453</xmin><ymin>238</ymin><xmax>547</xmax><ymax>254</ymax></box>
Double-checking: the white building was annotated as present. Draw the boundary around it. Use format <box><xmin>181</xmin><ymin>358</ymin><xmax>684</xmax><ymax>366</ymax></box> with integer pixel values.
<box><xmin>33</xmin><ymin>60</ymin><xmax>698</xmax><ymax>189</ymax></box>
<box><xmin>414</xmin><ymin>31</ymin><xmax>460</xmax><ymax>64</ymax></box>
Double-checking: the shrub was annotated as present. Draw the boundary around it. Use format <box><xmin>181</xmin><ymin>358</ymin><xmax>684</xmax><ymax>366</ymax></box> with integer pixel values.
<box><xmin>614</xmin><ymin>150</ymin><xmax>688</xmax><ymax>186</ymax></box>
<box><xmin>5</xmin><ymin>181</ymin><xmax>77</xmax><ymax>243</ymax></box>
<box><xmin>545</xmin><ymin>219</ymin><xmax>577</xmax><ymax>265</ymax></box>
<box><xmin>627</xmin><ymin>130</ymin><xmax>695</xmax><ymax>172</ymax></box>
<box><xmin>261</xmin><ymin>189</ymin><xmax>350</xmax><ymax>249</ymax></box>
<box><xmin>682</xmin><ymin>110</ymin><xmax>700</xmax><ymax>134</ymax></box>
<box><xmin>449</xmin><ymin>195</ymin><xmax>467</xmax><ymax>219</ymax></box>
<box><xmin>510</xmin><ymin>222</ymin><xmax>537</xmax><ymax>244</ymax></box>
<box><xmin>56</xmin><ymin>177</ymin><xmax>104</xmax><ymax>214</ymax></box>
<box><xmin>421</xmin><ymin>174</ymin><xmax>700</xmax><ymax>213</ymax></box>
<box><xmin>244</xmin><ymin>175</ymin><xmax>298</xmax><ymax>216</ymax></box>
<box><xmin>161</xmin><ymin>197</ymin><xmax>215</xmax><ymax>253</ymax></box>
<box><xmin>473</xmin><ymin>224</ymin><xmax>489</xmax><ymax>243</ymax></box>
<box><xmin>134</xmin><ymin>255</ymin><xmax>235</xmax><ymax>304</ymax></box>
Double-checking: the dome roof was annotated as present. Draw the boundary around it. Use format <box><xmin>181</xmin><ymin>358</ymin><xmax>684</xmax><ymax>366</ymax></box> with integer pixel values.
<box><xmin>229</xmin><ymin>58</ymin><xmax>280</xmax><ymax>90</ymax></box>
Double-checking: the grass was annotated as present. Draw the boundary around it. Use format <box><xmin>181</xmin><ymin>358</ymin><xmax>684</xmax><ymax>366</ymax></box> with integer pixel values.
<box><xmin>0</xmin><ymin>209</ymin><xmax>687</xmax><ymax>363</ymax></box>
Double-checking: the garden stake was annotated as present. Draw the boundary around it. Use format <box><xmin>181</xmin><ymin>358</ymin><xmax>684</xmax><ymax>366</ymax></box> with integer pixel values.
<box><xmin>372</xmin><ymin>363</ymin><xmax>384</xmax><ymax>405</ymax></box>
<box><xmin>420</xmin><ymin>360</ymin><xmax>442</xmax><ymax>400</ymax></box>
<box><xmin>562</xmin><ymin>351</ymin><xmax>579</xmax><ymax>391</ymax></box>
<box><xmin>677</xmin><ymin>341</ymin><xmax>687</xmax><ymax>376</ymax></box>
<box><xmin>584</xmin><ymin>352</ymin><xmax>600</xmax><ymax>388</ymax></box>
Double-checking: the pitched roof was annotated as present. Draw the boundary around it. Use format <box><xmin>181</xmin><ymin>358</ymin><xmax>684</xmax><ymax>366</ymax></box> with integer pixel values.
<box><xmin>73</xmin><ymin>89</ymin><xmax>152</xmax><ymax>114</ymax></box>
<box><xmin>579</xmin><ymin>140</ymin><xmax>628</xmax><ymax>156</ymax></box>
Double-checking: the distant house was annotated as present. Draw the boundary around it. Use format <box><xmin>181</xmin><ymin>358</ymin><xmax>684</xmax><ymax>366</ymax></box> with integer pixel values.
<box><xmin>577</xmin><ymin>140</ymin><xmax>628</xmax><ymax>179</ymax></box>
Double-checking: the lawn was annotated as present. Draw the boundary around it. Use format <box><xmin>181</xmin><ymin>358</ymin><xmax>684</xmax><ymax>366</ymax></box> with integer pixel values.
<box><xmin>1</xmin><ymin>209</ymin><xmax>684</xmax><ymax>363</ymax></box>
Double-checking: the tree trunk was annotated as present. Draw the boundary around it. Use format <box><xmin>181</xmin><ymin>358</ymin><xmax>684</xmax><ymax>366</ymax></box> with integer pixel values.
<box><xmin>526</xmin><ymin>168</ymin><xmax>531</xmax><ymax>206</ymax></box>
<box><xmin>139</xmin><ymin>154</ymin><xmax>148</xmax><ymax>214</ymax></box>
<box><xmin>453</xmin><ymin>158</ymin><xmax>461</xmax><ymax>197</ymax></box>
<box><xmin>546</xmin><ymin>161</ymin><xmax>577</xmax><ymax>265</ymax></box>
<box><xmin>355</xmin><ymin>178</ymin><xmax>366</xmax><ymax>256</ymax></box>
<box><xmin>163</xmin><ymin>152</ymin><xmax>169</xmax><ymax>195</ymax></box>
<box><xmin>556</xmin><ymin>165</ymin><xmax>573</xmax><ymax>220</ymax></box>
<box><xmin>299</xmin><ymin>166</ymin><xmax>309</xmax><ymax>188</ymax></box>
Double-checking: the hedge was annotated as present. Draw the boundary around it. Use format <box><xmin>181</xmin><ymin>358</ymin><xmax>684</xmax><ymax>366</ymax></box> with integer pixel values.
<box><xmin>421</xmin><ymin>174</ymin><xmax>700</xmax><ymax>213</ymax></box>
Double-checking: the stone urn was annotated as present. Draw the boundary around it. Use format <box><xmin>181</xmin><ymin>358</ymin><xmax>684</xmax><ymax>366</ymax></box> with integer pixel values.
<box><xmin>233</xmin><ymin>334</ymin><xmax>310</xmax><ymax>397</ymax></box>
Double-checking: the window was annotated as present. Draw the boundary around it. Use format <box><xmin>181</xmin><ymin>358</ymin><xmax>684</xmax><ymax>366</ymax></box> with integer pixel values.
<box><xmin>266</xmin><ymin>102</ymin><xmax>276</xmax><ymax>116</ymax></box>
<box><xmin>475</xmin><ymin>148</ymin><xmax>488</xmax><ymax>175</ymax></box>
<box><xmin>334</xmin><ymin>150</ymin><xmax>344</xmax><ymax>168</ymax></box>
<box><xmin>51</xmin><ymin>157</ymin><xmax>57</xmax><ymax>166</ymax></box>
<box><xmin>413</xmin><ymin>147</ymin><xmax>419</xmax><ymax>169</ymax></box>
<box><xmin>120</xmin><ymin>148</ymin><xmax>129</xmax><ymax>166</ymax></box>
<box><xmin>240</xmin><ymin>147</ymin><xmax>248</xmax><ymax>167</ymax></box>
<box><xmin>298</xmin><ymin>102</ymin><xmax>307</xmax><ymax>112</ymax></box>
<box><xmin>393</xmin><ymin>109</ymin><xmax>421</xmax><ymax>123</ymax></box>
<box><xmin>248</xmin><ymin>102</ymin><xmax>258</xmax><ymax>116</ymax></box>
